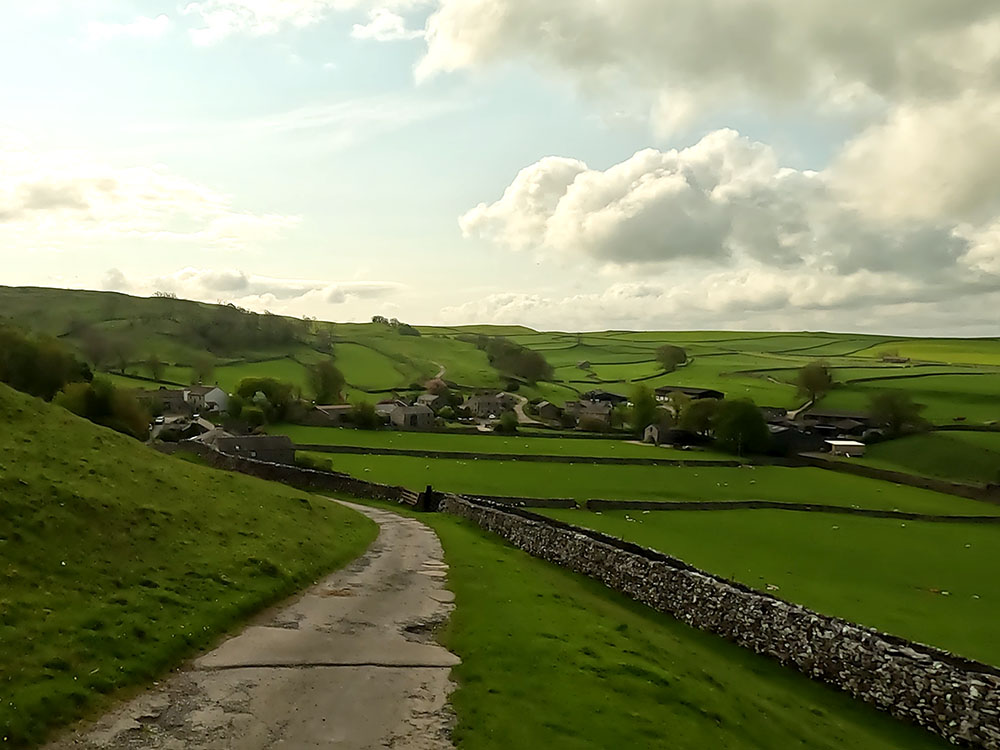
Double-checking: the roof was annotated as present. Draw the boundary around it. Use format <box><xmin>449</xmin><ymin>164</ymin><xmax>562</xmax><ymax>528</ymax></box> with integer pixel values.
<box><xmin>804</xmin><ymin>410</ymin><xmax>871</xmax><ymax>421</ymax></box>
<box><xmin>317</xmin><ymin>405</ymin><xmax>353</xmax><ymax>414</ymax></box>
<box><xmin>826</xmin><ymin>439</ymin><xmax>866</xmax><ymax>447</ymax></box>
<box><xmin>537</xmin><ymin>400</ymin><xmax>554</xmax><ymax>409</ymax></box>
<box><xmin>579</xmin><ymin>399</ymin><xmax>613</xmax><ymax>414</ymax></box>
<box><xmin>417</xmin><ymin>393</ymin><xmax>442</xmax><ymax>402</ymax></box>
<box><xmin>654</xmin><ymin>385</ymin><xmax>725</xmax><ymax>399</ymax></box>
<box><xmin>188</xmin><ymin>385</ymin><xmax>225</xmax><ymax>396</ymax></box>
<box><xmin>397</xmin><ymin>404</ymin><xmax>434</xmax><ymax>415</ymax></box>
<box><xmin>582</xmin><ymin>390</ymin><xmax>627</xmax><ymax>403</ymax></box>
<box><xmin>215</xmin><ymin>435</ymin><xmax>294</xmax><ymax>452</ymax></box>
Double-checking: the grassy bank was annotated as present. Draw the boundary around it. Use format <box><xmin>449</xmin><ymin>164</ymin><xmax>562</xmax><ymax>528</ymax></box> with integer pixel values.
<box><xmin>353</xmin><ymin>499</ymin><xmax>948</xmax><ymax>749</ymax></box>
<box><xmin>0</xmin><ymin>384</ymin><xmax>377</xmax><ymax>747</ymax></box>
<box><xmin>856</xmin><ymin>431</ymin><xmax>1000</xmax><ymax>485</ymax></box>
<box><xmin>541</xmin><ymin>507</ymin><xmax>1000</xmax><ymax>666</ymax></box>
<box><xmin>275</xmin><ymin>424</ymin><xmax>725</xmax><ymax>460</ymax></box>
<box><xmin>305</xmin><ymin>452</ymin><xmax>997</xmax><ymax>515</ymax></box>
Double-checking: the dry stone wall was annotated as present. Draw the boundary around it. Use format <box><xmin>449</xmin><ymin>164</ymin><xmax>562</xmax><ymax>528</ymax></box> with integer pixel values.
<box><xmin>440</xmin><ymin>494</ymin><xmax>1000</xmax><ymax>749</ymax></box>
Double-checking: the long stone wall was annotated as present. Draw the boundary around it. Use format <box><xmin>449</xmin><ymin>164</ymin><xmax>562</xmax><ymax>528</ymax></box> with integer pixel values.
<box><xmin>440</xmin><ymin>494</ymin><xmax>1000</xmax><ymax>748</ymax></box>
<box><xmin>172</xmin><ymin>442</ymin><xmax>407</xmax><ymax>502</ymax></box>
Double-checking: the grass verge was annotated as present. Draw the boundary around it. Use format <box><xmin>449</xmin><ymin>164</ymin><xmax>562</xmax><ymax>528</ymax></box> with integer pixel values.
<box><xmin>348</xmin><ymin>498</ymin><xmax>947</xmax><ymax>749</ymax></box>
<box><xmin>0</xmin><ymin>384</ymin><xmax>377</xmax><ymax>748</ymax></box>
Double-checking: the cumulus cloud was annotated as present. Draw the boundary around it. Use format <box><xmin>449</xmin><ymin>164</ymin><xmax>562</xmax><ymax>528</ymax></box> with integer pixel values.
<box><xmin>462</xmin><ymin>129</ymin><xmax>972</xmax><ymax>276</ymax></box>
<box><xmin>86</xmin><ymin>14</ymin><xmax>171</xmax><ymax>43</ymax></box>
<box><xmin>422</xmin><ymin>0</ymin><xmax>1000</xmax><ymax>242</ymax></box>
<box><xmin>352</xmin><ymin>9</ymin><xmax>423</xmax><ymax>41</ymax></box>
<box><xmin>0</xmin><ymin>137</ymin><xmax>298</xmax><ymax>253</ymax></box>
<box><xmin>104</xmin><ymin>267</ymin><xmax>405</xmax><ymax>310</ymax></box>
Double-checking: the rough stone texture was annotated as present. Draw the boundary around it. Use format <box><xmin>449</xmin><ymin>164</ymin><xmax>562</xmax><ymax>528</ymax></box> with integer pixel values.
<box><xmin>172</xmin><ymin>442</ymin><xmax>406</xmax><ymax>502</ymax></box>
<box><xmin>440</xmin><ymin>494</ymin><xmax>1000</xmax><ymax>749</ymax></box>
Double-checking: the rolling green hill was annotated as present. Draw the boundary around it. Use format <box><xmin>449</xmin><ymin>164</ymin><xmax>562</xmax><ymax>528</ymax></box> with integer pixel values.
<box><xmin>3</xmin><ymin>285</ymin><xmax>1000</xmax><ymax>423</ymax></box>
<box><xmin>0</xmin><ymin>383</ymin><xmax>376</xmax><ymax>747</ymax></box>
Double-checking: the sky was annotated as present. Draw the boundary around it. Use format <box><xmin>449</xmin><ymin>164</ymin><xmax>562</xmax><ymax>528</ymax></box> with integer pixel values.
<box><xmin>2</xmin><ymin>1</ymin><xmax>1000</xmax><ymax>335</ymax></box>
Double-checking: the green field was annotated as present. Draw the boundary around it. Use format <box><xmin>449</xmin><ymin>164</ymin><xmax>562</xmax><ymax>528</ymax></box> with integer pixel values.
<box><xmin>857</xmin><ymin>431</ymin><xmax>1000</xmax><ymax>485</ymax></box>
<box><xmin>275</xmin><ymin>425</ymin><xmax>726</xmax><ymax>459</ymax></box>
<box><xmin>541</xmin><ymin>507</ymin><xmax>1000</xmax><ymax>667</ymax></box>
<box><xmin>306</xmin><ymin>452</ymin><xmax>998</xmax><ymax>515</ymax></box>
<box><xmin>0</xmin><ymin>384</ymin><xmax>376</xmax><ymax>747</ymax></box>
<box><xmin>352</xmin><ymin>499</ymin><xmax>947</xmax><ymax>750</ymax></box>
<box><xmin>4</xmin><ymin>286</ymin><xmax>1000</xmax><ymax>425</ymax></box>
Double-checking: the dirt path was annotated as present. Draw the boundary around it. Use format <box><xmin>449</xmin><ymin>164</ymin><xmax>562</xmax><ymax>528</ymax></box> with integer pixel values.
<box><xmin>47</xmin><ymin>502</ymin><xmax>459</xmax><ymax>750</ymax></box>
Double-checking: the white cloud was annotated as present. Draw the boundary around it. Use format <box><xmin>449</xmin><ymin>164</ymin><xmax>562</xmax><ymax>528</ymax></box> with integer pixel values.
<box><xmin>181</xmin><ymin>0</ymin><xmax>430</xmax><ymax>44</ymax></box>
<box><xmin>0</xmin><ymin>136</ymin><xmax>298</xmax><ymax>253</ymax></box>
<box><xmin>86</xmin><ymin>14</ymin><xmax>171</xmax><ymax>43</ymax></box>
<box><xmin>352</xmin><ymin>8</ymin><xmax>423</xmax><ymax>41</ymax></box>
<box><xmin>461</xmin><ymin>129</ymin><xmax>971</xmax><ymax>275</ymax></box>
<box><xmin>104</xmin><ymin>267</ymin><xmax>405</xmax><ymax>313</ymax></box>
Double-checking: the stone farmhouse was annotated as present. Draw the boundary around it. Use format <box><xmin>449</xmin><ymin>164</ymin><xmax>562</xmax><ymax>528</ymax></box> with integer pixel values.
<box><xmin>417</xmin><ymin>393</ymin><xmax>449</xmax><ymax>412</ymax></box>
<box><xmin>465</xmin><ymin>393</ymin><xmax>504</xmax><ymax>418</ymax></box>
<box><xmin>535</xmin><ymin>401</ymin><xmax>562</xmax><ymax>421</ymax></box>
<box><xmin>391</xmin><ymin>404</ymin><xmax>435</xmax><ymax>430</ymax></box>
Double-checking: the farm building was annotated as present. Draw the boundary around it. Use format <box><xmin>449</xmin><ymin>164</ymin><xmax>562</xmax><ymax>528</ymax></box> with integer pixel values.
<box><xmin>799</xmin><ymin>410</ymin><xmax>871</xmax><ymax>436</ymax></box>
<box><xmin>136</xmin><ymin>387</ymin><xmax>192</xmax><ymax>416</ymax></box>
<box><xmin>577</xmin><ymin>360</ymin><xmax>592</xmax><ymax>370</ymax></box>
<box><xmin>303</xmin><ymin>405</ymin><xmax>354</xmax><ymax>426</ymax></box>
<box><xmin>375</xmin><ymin>399</ymin><xmax>406</xmax><ymax>420</ymax></box>
<box><xmin>391</xmin><ymin>404</ymin><xmax>435</xmax><ymax>430</ymax></box>
<box><xmin>465</xmin><ymin>393</ymin><xmax>503</xmax><ymax>418</ymax></box>
<box><xmin>654</xmin><ymin>386</ymin><xmax>725</xmax><ymax>402</ymax></box>
<box><xmin>416</xmin><ymin>393</ymin><xmax>449</xmax><ymax>412</ymax></box>
<box><xmin>643</xmin><ymin>424</ymin><xmax>660</xmax><ymax>445</ymax></box>
<box><xmin>826</xmin><ymin>439</ymin><xmax>867</xmax><ymax>457</ymax></box>
<box><xmin>186</xmin><ymin>385</ymin><xmax>229</xmax><ymax>413</ymax></box>
<box><xmin>536</xmin><ymin>401</ymin><xmax>562</xmax><ymax>420</ymax></box>
<box><xmin>214</xmin><ymin>435</ymin><xmax>295</xmax><ymax>465</ymax></box>
<box><xmin>581</xmin><ymin>390</ymin><xmax>628</xmax><ymax>405</ymax></box>
<box><xmin>565</xmin><ymin>399</ymin><xmax>613</xmax><ymax>427</ymax></box>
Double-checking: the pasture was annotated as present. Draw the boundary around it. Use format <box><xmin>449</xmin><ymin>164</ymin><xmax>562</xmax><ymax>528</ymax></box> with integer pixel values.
<box><xmin>541</xmin><ymin>507</ymin><xmax>1000</xmax><ymax>667</ymax></box>
<box><xmin>352</xmin><ymin>499</ymin><xmax>948</xmax><ymax>750</ymax></box>
<box><xmin>305</xmin><ymin>452</ymin><xmax>997</xmax><ymax>515</ymax></box>
<box><xmin>858</xmin><ymin>431</ymin><xmax>1000</xmax><ymax>485</ymax></box>
<box><xmin>275</xmin><ymin>425</ymin><xmax>726</xmax><ymax>459</ymax></box>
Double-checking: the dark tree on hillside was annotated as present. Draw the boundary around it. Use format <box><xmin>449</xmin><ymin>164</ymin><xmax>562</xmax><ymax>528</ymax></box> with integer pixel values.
<box><xmin>869</xmin><ymin>391</ymin><xmax>928</xmax><ymax>436</ymax></box>
<box><xmin>0</xmin><ymin>324</ymin><xmax>91</xmax><ymax>400</ymax></box>
<box><xmin>146</xmin><ymin>353</ymin><xmax>166</xmax><ymax>381</ymax></box>
<box><xmin>629</xmin><ymin>385</ymin><xmax>659</xmax><ymax>434</ymax></box>
<box><xmin>350</xmin><ymin>401</ymin><xmax>381</xmax><ymax>429</ymax></box>
<box><xmin>797</xmin><ymin>361</ymin><xmax>834</xmax><ymax>402</ymax></box>
<box><xmin>308</xmin><ymin>359</ymin><xmax>345</xmax><ymax>404</ymax></box>
<box><xmin>656</xmin><ymin>345</ymin><xmax>687</xmax><ymax>372</ymax></box>
<box><xmin>80</xmin><ymin>328</ymin><xmax>112</xmax><ymax>371</ymax></box>
<box><xmin>109</xmin><ymin>336</ymin><xmax>133</xmax><ymax>375</ymax></box>
<box><xmin>713</xmin><ymin>399</ymin><xmax>770</xmax><ymax>456</ymax></box>
<box><xmin>191</xmin><ymin>354</ymin><xmax>215</xmax><ymax>385</ymax></box>
<box><xmin>679</xmin><ymin>398</ymin><xmax>719</xmax><ymax>436</ymax></box>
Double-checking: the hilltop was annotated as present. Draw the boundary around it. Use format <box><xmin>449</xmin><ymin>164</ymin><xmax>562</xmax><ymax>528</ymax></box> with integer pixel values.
<box><xmin>0</xmin><ymin>383</ymin><xmax>376</xmax><ymax>747</ymax></box>
<box><xmin>3</xmin><ymin>285</ymin><xmax>1000</xmax><ymax>424</ymax></box>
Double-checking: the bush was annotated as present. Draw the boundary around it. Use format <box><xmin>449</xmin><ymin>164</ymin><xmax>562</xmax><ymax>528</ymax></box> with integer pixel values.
<box><xmin>579</xmin><ymin>416</ymin><xmax>610</xmax><ymax>433</ymax></box>
<box><xmin>438</xmin><ymin>406</ymin><xmax>456</xmax><ymax>420</ymax></box>
<box><xmin>243</xmin><ymin>406</ymin><xmax>266</xmax><ymax>428</ymax></box>
<box><xmin>295</xmin><ymin>454</ymin><xmax>333</xmax><ymax>472</ymax></box>
<box><xmin>349</xmin><ymin>401</ymin><xmax>381</xmax><ymax>430</ymax></box>
<box><xmin>55</xmin><ymin>378</ymin><xmax>150</xmax><ymax>440</ymax></box>
<box><xmin>494</xmin><ymin>411</ymin><xmax>519</xmax><ymax>434</ymax></box>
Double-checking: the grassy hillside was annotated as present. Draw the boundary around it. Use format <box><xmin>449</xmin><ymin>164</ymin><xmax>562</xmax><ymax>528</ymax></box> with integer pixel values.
<box><xmin>4</xmin><ymin>285</ymin><xmax>1000</xmax><ymax>424</ymax></box>
<box><xmin>0</xmin><ymin>384</ymin><xmax>376</xmax><ymax>747</ymax></box>
<box><xmin>858</xmin><ymin>431</ymin><xmax>1000</xmax><ymax>485</ymax></box>
<box><xmin>543</xmin><ymin>508</ymin><xmax>1000</xmax><ymax>666</ymax></box>
<box><xmin>356</xmin><ymin>500</ymin><xmax>948</xmax><ymax>749</ymax></box>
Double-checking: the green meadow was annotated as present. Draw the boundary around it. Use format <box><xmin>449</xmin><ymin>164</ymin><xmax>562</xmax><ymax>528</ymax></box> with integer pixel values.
<box><xmin>0</xmin><ymin>384</ymin><xmax>376</xmax><ymax>748</ymax></box>
<box><xmin>305</xmin><ymin>452</ymin><xmax>997</xmax><ymax>515</ymax></box>
<box><xmin>541</xmin><ymin>507</ymin><xmax>1000</xmax><ymax>666</ymax></box>
<box><xmin>857</xmin><ymin>431</ymin><xmax>1000</xmax><ymax>485</ymax></box>
<box><xmin>275</xmin><ymin>424</ymin><xmax>727</xmax><ymax>459</ymax></box>
<box><xmin>348</xmin><ymin>500</ymin><xmax>948</xmax><ymax>750</ymax></box>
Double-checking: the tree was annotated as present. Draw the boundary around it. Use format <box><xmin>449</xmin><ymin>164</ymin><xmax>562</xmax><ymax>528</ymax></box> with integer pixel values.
<box><xmin>79</xmin><ymin>328</ymin><xmax>112</xmax><ymax>371</ymax></box>
<box><xmin>350</xmin><ymin>401</ymin><xmax>381</xmax><ymax>430</ymax></box>
<box><xmin>611</xmin><ymin>403</ymin><xmax>630</xmax><ymax>429</ymax></box>
<box><xmin>371</xmin><ymin>315</ymin><xmax>389</xmax><ymax>325</ymax></box>
<box><xmin>495</xmin><ymin>411</ymin><xmax>518</xmax><ymax>434</ymax></box>
<box><xmin>146</xmin><ymin>353</ymin><xmax>166</xmax><ymax>381</ymax></box>
<box><xmin>679</xmin><ymin>398</ymin><xmax>719</xmax><ymax>436</ymax></box>
<box><xmin>236</xmin><ymin>377</ymin><xmax>297</xmax><ymax>422</ymax></box>
<box><xmin>797</xmin><ymin>361</ymin><xmax>834</xmax><ymax>402</ymax></box>
<box><xmin>191</xmin><ymin>353</ymin><xmax>215</xmax><ymax>385</ymax></box>
<box><xmin>308</xmin><ymin>359</ymin><xmax>345</xmax><ymax>404</ymax></box>
<box><xmin>629</xmin><ymin>385</ymin><xmax>659</xmax><ymax>434</ymax></box>
<box><xmin>55</xmin><ymin>378</ymin><xmax>150</xmax><ymax>440</ymax></box>
<box><xmin>109</xmin><ymin>336</ymin><xmax>133</xmax><ymax>374</ymax></box>
<box><xmin>869</xmin><ymin>391</ymin><xmax>927</xmax><ymax>436</ymax></box>
<box><xmin>438</xmin><ymin>405</ymin><xmax>456</xmax><ymax>421</ymax></box>
<box><xmin>425</xmin><ymin>378</ymin><xmax>449</xmax><ymax>395</ymax></box>
<box><xmin>0</xmin><ymin>324</ymin><xmax>91</xmax><ymax>400</ymax></box>
<box><xmin>656</xmin><ymin>345</ymin><xmax>687</xmax><ymax>372</ymax></box>
<box><xmin>712</xmin><ymin>399</ymin><xmax>770</xmax><ymax>456</ymax></box>
<box><xmin>228</xmin><ymin>394</ymin><xmax>244</xmax><ymax>419</ymax></box>
<box><xmin>315</xmin><ymin>327</ymin><xmax>335</xmax><ymax>353</ymax></box>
